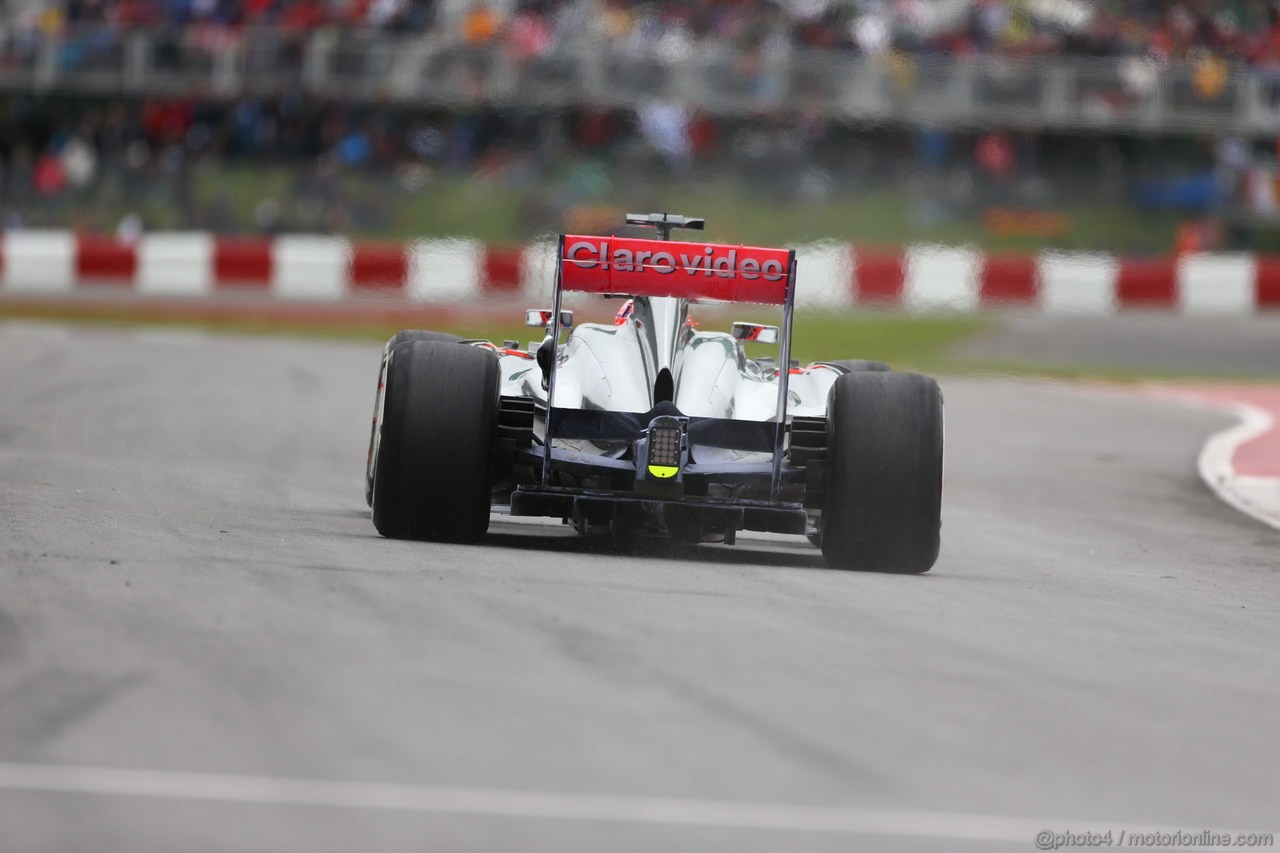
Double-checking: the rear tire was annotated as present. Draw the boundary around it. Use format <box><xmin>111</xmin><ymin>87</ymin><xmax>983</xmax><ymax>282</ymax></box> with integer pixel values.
<box><xmin>820</xmin><ymin>372</ymin><xmax>943</xmax><ymax>573</ymax></box>
<box><xmin>365</xmin><ymin>330</ymin><xmax>464</xmax><ymax>506</ymax></box>
<box><xmin>371</xmin><ymin>340</ymin><xmax>498</xmax><ymax>541</ymax></box>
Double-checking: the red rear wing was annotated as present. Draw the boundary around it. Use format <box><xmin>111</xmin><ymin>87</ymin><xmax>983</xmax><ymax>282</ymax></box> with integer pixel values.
<box><xmin>559</xmin><ymin>235</ymin><xmax>794</xmax><ymax>304</ymax></box>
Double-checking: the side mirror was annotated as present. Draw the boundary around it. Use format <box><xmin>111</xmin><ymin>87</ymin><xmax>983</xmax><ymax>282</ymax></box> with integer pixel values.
<box><xmin>731</xmin><ymin>322</ymin><xmax>779</xmax><ymax>344</ymax></box>
<box><xmin>525</xmin><ymin>309</ymin><xmax>574</xmax><ymax>328</ymax></box>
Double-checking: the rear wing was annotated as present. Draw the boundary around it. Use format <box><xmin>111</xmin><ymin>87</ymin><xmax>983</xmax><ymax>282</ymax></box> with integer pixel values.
<box><xmin>543</xmin><ymin>225</ymin><xmax>799</xmax><ymax>501</ymax></box>
<box><xmin>559</xmin><ymin>235</ymin><xmax>794</xmax><ymax>304</ymax></box>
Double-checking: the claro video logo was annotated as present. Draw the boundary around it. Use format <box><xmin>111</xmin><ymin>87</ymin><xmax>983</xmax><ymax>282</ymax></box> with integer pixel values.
<box><xmin>565</xmin><ymin>240</ymin><xmax>787</xmax><ymax>281</ymax></box>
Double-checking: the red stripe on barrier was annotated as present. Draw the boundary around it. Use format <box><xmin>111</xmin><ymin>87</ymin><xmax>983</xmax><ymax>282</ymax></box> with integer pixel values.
<box><xmin>853</xmin><ymin>247</ymin><xmax>905</xmax><ymax>305</ymax></box>
<box><xmin>349</xmin><ymin>242</ymin><xmax>408</xmax><ymax>292</ymax></box>
<box><xmin>76</xmin><ymin>236</ymin><xmax>136</xmax><ymax>284</ymax></box>
<box><xmin>1115</xmin><ymin>257</ymin><xmax>1177</xmax><ymax>308</ymax></box>
<box><xmin>1255</xmin><ymin>256</ymin><xmax>1280</xmax><ymax>308</ymax></box>
<box><xmin>481</xmin><ymin>245</ymin><xmax>523</xmax><ymax>294</ymax></box>
<box><xmin>213</xmin><ymin>239</ymin><xmax>273</xmax><ymax>289</ymax></box>
<box><xmin>978</xmin><ymin>253</ymin><xmax>1039</xmax><ymax>306</ymax></box>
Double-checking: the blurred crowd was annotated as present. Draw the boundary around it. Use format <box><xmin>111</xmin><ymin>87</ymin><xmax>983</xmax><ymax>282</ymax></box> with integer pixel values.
<box><xmin>0</xmin><ymin>94</ymin><xmax>758</xmax><ymax>234</ymax></box>
<box><xmin>2</xmin><ymin>88</ymin><xmax>1272</xmax><ymax>250</ymax></box>
<box><xmin>3</xmin><ymin>0</ymin><xmax>1280</xmax><ymax>66</ymax></box>
<box><xmin>4</xmin><ymin>1</ymin><xmax>1280</xmax><ymax>249</ymax></box>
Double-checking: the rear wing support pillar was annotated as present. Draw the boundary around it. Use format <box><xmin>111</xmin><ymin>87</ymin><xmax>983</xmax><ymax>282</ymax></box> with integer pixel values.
<box><xmin>770</xmin><ymin>250</ymin><xmax>797</xmax><ymax>502</ymax></box>
<box><xmin>541</xmin><ymin>233</ymin><xmax>566</xmax><ymax>488</ymax></box>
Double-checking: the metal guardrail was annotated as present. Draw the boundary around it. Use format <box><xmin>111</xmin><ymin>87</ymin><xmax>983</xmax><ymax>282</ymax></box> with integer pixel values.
<box><xmin>2</xmin><ymin>28</ymin><xmax>1277</xmax><ymax>134</ymax></box>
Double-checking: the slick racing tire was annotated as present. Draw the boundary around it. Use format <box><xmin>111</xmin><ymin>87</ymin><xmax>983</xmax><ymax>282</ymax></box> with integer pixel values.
<box><xmin>371</xmin><ymin>340</ymin><xmax>498</xmax><ymax>542</ymax></box>
<box><xmin>365</xmin><ymin>330</ymin><xmax>465</xmax><ymax>506</ymax></box>
<box><xmin>829</xmin><ymin>359</ymin><xmax>890</xmax><ymax>373</ymax></box>
<box><xmin>803</xmin><ymin>360</ymin><xmax>893</xmax><ymax>547</ymax></box>
<box><xmin>821</xmin><ymin>371</ymin><xmax>943</xmax><ymax>573</ymax></box>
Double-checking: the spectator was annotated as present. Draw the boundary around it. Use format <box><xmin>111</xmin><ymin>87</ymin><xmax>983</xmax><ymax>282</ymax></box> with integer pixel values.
<box><xmin>8</xmin><ymin>0</ymin><xmax>1280</xmax><ymax>70</ymax></box>
<box><xmin>461</xmin><ymin>2</ymin><xmax>502</xmax><ymax>46</ymax></box>
<box><xmin>507</xmin><ymin>4</ymin><xmax>553</xmax><ymax>63</ymax></box>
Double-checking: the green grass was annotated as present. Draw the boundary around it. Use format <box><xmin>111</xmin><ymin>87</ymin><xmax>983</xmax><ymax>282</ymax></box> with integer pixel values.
<box><xmin>0</xmin><ymin>303</ymin><xmax>980</xmax><ymax>369</ymax></box>
<box><xmin>5</xmin><ymin>301</ymin><xmax>1273</xmax><ymax>382</ymax></box>
<box><xmin>619</xmin><ymin>186</ymin><xmax>1179</xmax><ymax>254</ymax></box>
<box><xmin>781</xmin><ymin>311</ymin><xmax>985</xmax><ymax>367</ymax></box>
<box><xmin>181</xmin><ymin>166</ymin><xmax>1179</xmax><ymax>253</ymax></box>
<box><xmin>0</xmin><ymin>301</ymin><xmax>980</xmax><ymax>375</ymax></box>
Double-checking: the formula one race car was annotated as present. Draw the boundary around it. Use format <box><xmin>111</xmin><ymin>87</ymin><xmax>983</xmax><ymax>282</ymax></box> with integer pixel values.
<box><xmin>366</xmin><ymin>213</ymin><xmax>943</xmax><ymax>572</ymax></box>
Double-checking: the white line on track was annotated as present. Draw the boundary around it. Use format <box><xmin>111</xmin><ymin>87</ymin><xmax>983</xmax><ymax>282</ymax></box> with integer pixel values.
<box><xmin>0</xmin><ymin>762</ymin><xmax>1265</xmax><ymax>847</ymax></box>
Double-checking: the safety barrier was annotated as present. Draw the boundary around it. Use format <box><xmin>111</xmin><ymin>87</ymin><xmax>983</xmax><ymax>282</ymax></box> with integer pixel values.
<box><xmin>1</xmin><ymin>231</ymin><xmax>1278</xmax><ymax>314</ymax></box>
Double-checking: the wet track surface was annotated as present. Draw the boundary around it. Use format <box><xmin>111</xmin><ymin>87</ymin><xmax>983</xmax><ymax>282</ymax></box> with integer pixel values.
<box><xmin>0</xmin><ymin>323</ymin><xmax>1277</xmax><ymax>851</ymax></box>
<box><xmin>956</xmin><ymin>313</ymin><xmax>1280</xmax><ymax>378</ymax></box>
